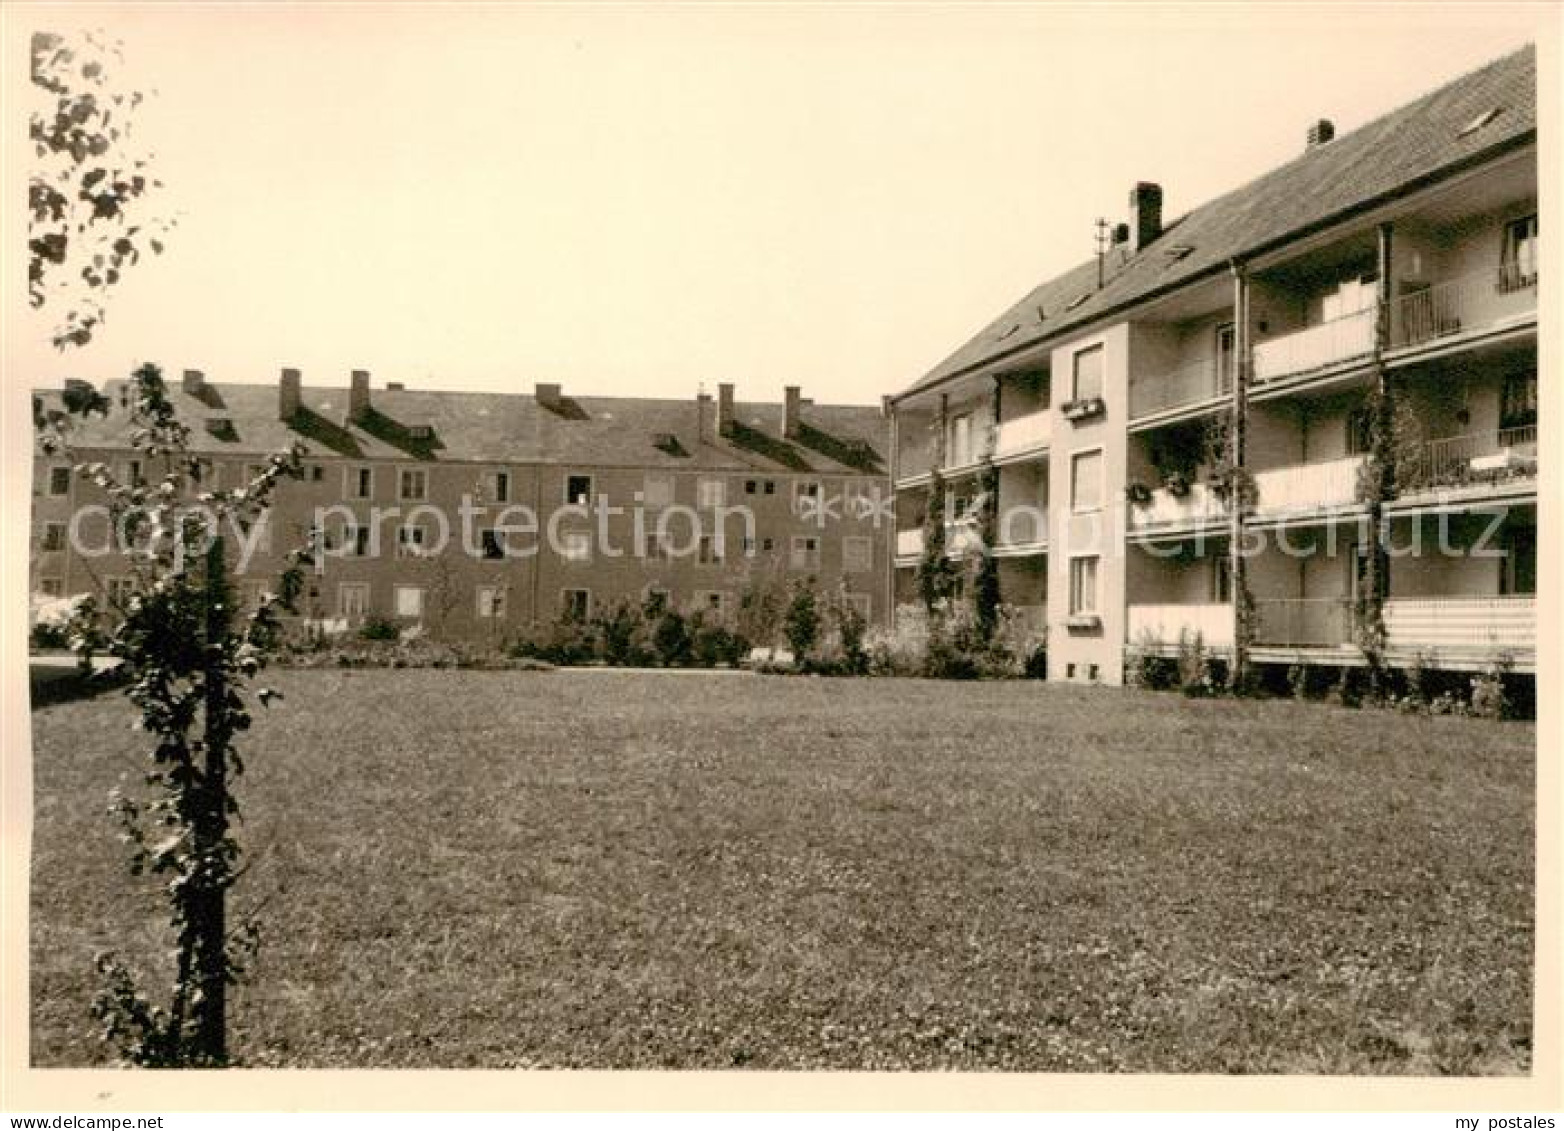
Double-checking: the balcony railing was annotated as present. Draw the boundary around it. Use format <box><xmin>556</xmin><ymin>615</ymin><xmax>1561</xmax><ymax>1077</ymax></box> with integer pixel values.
<box><xmin>895</xmin><ymin>528</ymin><xmax>924</xmax><ymax>559</ymax></box>
<box><xmin>993</xmin><ymin>410</ymin><xmax>1052</xmax><ymax>459</ymax></box>
<box><xmin>1127</xmin><ymin>603</ymin><xmax>1234</xmax><ymax>649</ymax></box>
<box><xmin>1127</xmin><ymin>481</ymin><xmax>1228</xmax><ymax>533</ymax></box>
<box><xmin>1252</xmin><ymin>307</ymin><xmax>1376</xmax><ymax>385</ymax></box>
<box><xmin>1383</xmin><ymin>596</ymin><xmax>1534</xmax><ymax>658</ymax></box>
<box><xmin>1392</xmin><ymin>263</ymin><xmax>1538</xmax><ymax>350</ymax></box>
<box><xmin>1129</xmin><ymin>358</ymin><xmax>1232</xmax><ymax>420</ymax></box>
<box><xmin>1251</xmin><ymin>454</ymin><xmax>1366</xmax><ymax>517</ymax></box>
<box><xmin>1252</xmin><ymin>598</ymin><xmax>1354</xmax><ymax>649</ymax></box>
<box><xmin>1395</xmin><ymin>424</ymin><xmax>1537</xmax><ymax>495</ymax></box>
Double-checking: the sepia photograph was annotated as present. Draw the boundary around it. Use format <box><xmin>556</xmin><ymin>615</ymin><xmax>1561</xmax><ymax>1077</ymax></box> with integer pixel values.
<box><xmin>2</xmin><ymin>0</ymin><xmax>1558</xmax><ymax>1112</ymax></box>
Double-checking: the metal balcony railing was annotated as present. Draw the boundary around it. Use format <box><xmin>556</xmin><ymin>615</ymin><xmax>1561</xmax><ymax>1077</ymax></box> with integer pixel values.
<box><xmin>1252</xmin><ymin>598</ymin><xmax>1355</xmax><ymax>648</ymax></box>
<box><xmin>1395</xmin><ymin>424</ymin><xmax>1537</xmax><ymax>495</ymax></box>
<box><xmin>1392</xmin><ymin>262</ymin><xmax>1538</xmax><ymax>350</ymax></box>
<box><xmin>1129</xmin><ymin>358</ymin><xmax>1232</xmax><ymax>420</ymax></box>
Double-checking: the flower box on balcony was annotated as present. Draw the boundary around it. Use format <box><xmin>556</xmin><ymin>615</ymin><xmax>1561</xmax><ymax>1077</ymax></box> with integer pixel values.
<box><xmin>1061</xmin><ymin>397</ymin><xmax>1106</xmax><ymax>423</ymax></box>
<box><xmin>1065</xmin><ymin>613</ymin><xmax>1102</xmax><ymax>631</ymax></box>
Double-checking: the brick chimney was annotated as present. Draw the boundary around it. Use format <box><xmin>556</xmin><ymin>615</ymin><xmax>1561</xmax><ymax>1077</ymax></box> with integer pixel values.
<box><xmin>1129</xmin><ymin>182</ymin><xmax>1163</xmax><ymax>252</ymax></box>
<box><xmin>535</xmin><ymin>382</ymin><xmax>562</xmax><ymax>410</ymax></box>
<box><xmin>349</xmin><ymin>369</ymin><xmax>371</xmax><ymax>421</ymax></box>
<box><xmin>279</xmin><ymin>367</ymin><xmax>301</xmax><ymax>420</ymax></box>
<box><xmin>1306</xmin><ymin>119</ymin><xmax>1335</xmax><ymax>150</ymax></box>
<box><xmin>783</xmin><ymin>385</ymin><xmax>802</xmax><ymax>439</ymax></box>
<box><xmin>182</xmin><ymin>368</ymin><xmax>206</xmax><ymax>396</ymax></box>
<box><xmin>697</xmin><ymin>389</ymin><xmax>714</xmax><ymax>442</ymax></box>
<box><xmin>717</xmin><ymin>382</ymin><xmax>735</xmax><ymax>436</ymax></box>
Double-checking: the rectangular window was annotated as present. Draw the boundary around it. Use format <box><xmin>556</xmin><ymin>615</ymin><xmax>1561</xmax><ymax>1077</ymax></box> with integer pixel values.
<box><xmin>399</xmin><ymin>468</ymin><xmax>427</xmax><ymax>501</ymax></box>
<box><xmin>394</xmin><ymin>585</ymin><xmax>425</xmax><ymax>619</ymax></box>
<box><xmin>696</xmin><ymin>590</ymin><xmax>725</xmax><ymax>615</ymax></box>
<box><xmin>352</xmin><ymin>525</ymin><xmax>372</xmax><ymax>557</ymax></box>
<box><xmin>1069</xmin><ymin>556</ymin><xmax>1099</xmax><ymax>616</ymax></box>
<box><xmin>698</xmin><ymin>535</ymin><xmax>724</xmax><ymax>565</ymax></box>
<box><xmin>843</xmin><ymin>535</ymin><xmax>873</xmax><ymax>574</ymax></box>
<box><xmin>764</xmin><ymin>481</ymin><xmax>776</xmax><ymax>495</ymax></box>
<box><xmin>565</xmin><ymin>474</ymin><xmax>593</xmax><ymax>506</ymax></box>
<box><xmin>492</xmin><ymin>470</ymin><xmax>511</xmax><ymax>503</ymax></box>
<box><xmin>561</xmin><ymin>531</ymin><xmax>592</xmax><ymax>562</ymax></box>
<box><xmin>1211</xmin><ymin>555</ymin><xmax>1232</xmax><ymax>604</ymax></box>
<box><xmin>308</xmin><ymin>464</ymin><xmax>325</xmax><ymax>482</ymax></box>
<box><xmin>643</xmin><ymin>473</ymin><xmax>674</xmax><ymax>508</ymax></box>
<box><xmin>843</xmin><ymin>592</ymin><xmax>872</xmax><ymax>621</ymax></box>
<box><xmin>948</xmin><ymin>412</ymin><xmax>973</xmax><ymax>465</ymax></box>
<box><xmin>1072</xmin><ymin>344</ymin><xmax>1105</xmax><ymax>402</ymax></box>
<box><xmin>396</xmin><ymin>524</ymin><xmax>426</xmax><ymax>558</ymax></box>
<box><xmin>348</xmin><ymin>466</ymin><xmax>374</xmax><ymax>499</ymax></box>
<box><xmin>41</xmin><ymin>522</ymin><xmax>65</xmax><ymax>552</ymax></box>
<box><xmin>1215</xmin><ymin>324</ymin><xmax>1237</xmax><ymax>390</ymax></box>
<box><xmin>480</xmin><ymin>529</ymin><xmax>506</xmax><ymax>560</ymax></box>
<box><xmin>561</xmin><ymin>588</ymin><xmax>591</xmax><ymax>621</ymax></box>
<box><xmin>105</xmin><ymin>576</ymin><xmax>136</xmax><ymax>607</ymax></box>
<box><xmin>39</xmin><ymin>577</ymin><xmax>64</xmax><ymax>597</ymax></box>
<box><xmin>1500</xmin><ymin>371</ymin><xmax>1538</xmax><ymax>432</ymax></box>
<box><xmin>126</xmin><ymin>459</ymin><xmax>145</xmax><ymax>484</ymax></box>
<box><xmin>1070</xmin><ymin>449</ymin><xmax>1104</xmax><ymax>513</ymax></box>
<box><xmin>793</xmin><ymin>480</ymin><xmax>821</xmax><ymax>511</ymax></box>
<box><xmin>338</xmin><ymin>583</ymin><xmax>370</xmax><ymax>619</ymax></box>
<box><xmin>476</xmin><ymin>585</ymin><xmax>507</xmax><ymax>619</ymax></box>
<box><xmin>790</xmin><ymin>536</ymin><xmax>821</xmax><ymax>570</ymax></box>
<box><xmin>1346</xmin><ymin>406</ymin><xmax>1374</xmax><ymax>456</ymax></box>
<box><xmin>642</xmin><ymin>530</ymin><xmax>670</xmax><ymax>561</ymax></box>
<box><xmin>1501</xmin><ymin>214</ymin><xmax>1538</xmax><ymax>290</ymax></box>
<box><xmin>696</xmin><ymin>478</ymin><xmax>726</xmax><ymax>509</ymax></box>
<box><xmin>1500</xmin><ymin>526</ymin><xmax>1536</xmax><ymax>596</ymax></box>
<box><xmin>744</xmin><ymin>479</ymin><xmax>758</xmax><ymax>495</ymax></box>
<box><xmin>48</xmin><ymin>466</ymin><xmax>72</xmax><ymax>496</ymax></box>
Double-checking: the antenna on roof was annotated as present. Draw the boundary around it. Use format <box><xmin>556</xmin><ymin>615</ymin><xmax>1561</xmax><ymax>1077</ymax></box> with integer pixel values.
<box><xmin>1094</xmin><ymin>218</ymin><xmax>1112</xmax><ymax>289</ymax></box>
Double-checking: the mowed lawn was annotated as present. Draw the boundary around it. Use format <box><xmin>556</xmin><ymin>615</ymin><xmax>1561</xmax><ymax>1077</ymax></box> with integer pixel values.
<box><xmin>30</xmin><ymin>669</ymin><xmax>1534</xmax><ymax>1072</ymax></box>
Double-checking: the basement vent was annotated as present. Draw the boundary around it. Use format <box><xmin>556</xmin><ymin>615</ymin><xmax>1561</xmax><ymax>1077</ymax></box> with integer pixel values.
<box><xmin>1458</xmin><ymin>106</ymin><xmax>1504</xmax><ymax>137</ymax></box>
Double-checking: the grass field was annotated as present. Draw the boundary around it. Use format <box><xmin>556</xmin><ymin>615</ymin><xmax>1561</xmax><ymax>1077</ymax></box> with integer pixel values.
<box><xmin>29</xmin><ymin>669</ymin><xmax>1535</xmax><ymax>1072</ymax></box>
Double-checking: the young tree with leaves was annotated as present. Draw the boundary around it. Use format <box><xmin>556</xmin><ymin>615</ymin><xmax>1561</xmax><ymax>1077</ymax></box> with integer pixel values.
<box><xmin>40</xmin><ymin>367</ymin><xmax>309</xmax><ymax>1066</ymax></box>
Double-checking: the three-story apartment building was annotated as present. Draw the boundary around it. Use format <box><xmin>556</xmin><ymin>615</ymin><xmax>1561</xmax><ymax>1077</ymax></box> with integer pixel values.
<box><xmin>32</xmin><ymin>371</ymin><xmax>892</xmax><ymax>639</ymax></box>
<box><xmin>890</xmin><ymin>46</ymin><xmax>1538</xmax><ymax>684</ymax></box>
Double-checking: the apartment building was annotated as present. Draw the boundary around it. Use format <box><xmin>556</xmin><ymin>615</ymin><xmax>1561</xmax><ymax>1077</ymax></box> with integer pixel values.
<box><xmin>31</xmin><ymin>370</ymin><xmax>892</xmax><ymax>638</ymax></box>
<box><xmin>890</xmin><ymin>46</ymin><xmax>1538</xmax><ymax>684</ymax></box>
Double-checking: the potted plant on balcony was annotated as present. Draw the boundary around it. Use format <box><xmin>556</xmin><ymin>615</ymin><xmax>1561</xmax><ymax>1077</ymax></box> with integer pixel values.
<box><xmin>1061</xmin><ymin>395</ymin><xmax>1106</xmax><ymax>423</ymax></box>
<box><xmin>1125</xmin><ymin>480</ymin><xmax>1153</xmax><ymax>508</ymax></box>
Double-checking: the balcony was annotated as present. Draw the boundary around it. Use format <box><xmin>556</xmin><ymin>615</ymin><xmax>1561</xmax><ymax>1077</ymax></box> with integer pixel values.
<box><xmin>1394</xmin><ymin>424</ymin><xmax>1536</xmax><ymax>498</ymax></box>
<box><xmin>1252</xmin><ymin>307</ymin><xmax>1376</xmax><ymax>385</ymax></box>
<box><xmin>1127</xmin><ymin>603</ymin><xmax>1234</xmax><ymax>649</ymax></box>
<box><xmin>1251</xmin><ymin>455</ymin><xmax>1366</xmax><ymax>520</ymax></box>
<box><xmin>1383</xmin><ymin>596</ymin><xmax>1534</xmax><ymax>661</ymax></box>
<box><xmin>1253</xmin><ymin>598</ymin><xmax>1354</xmax><ymax>649</ymax></box>
<box><xmin>1129</xmin><ymin>358</ymin><xmax>1232</xmax><ymax>421</ymax></box>
<box><xmin>1392</xmin><ymin>263</ymin><xmax>1538</xmax><ymax>351</ymax></box>
<box><xmin>993</xmin><ymin>410</ymin><xmax>1052</xmax><ymax>460</ymax></box>
<box><xmin>1127</xmin><ymin>481</ymin><xmax>1228</xmax><ymax>535</ymax></box>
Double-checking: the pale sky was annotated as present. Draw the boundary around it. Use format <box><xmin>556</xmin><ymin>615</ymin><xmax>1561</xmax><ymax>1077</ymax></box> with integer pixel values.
<box><xmin>2</xmin><ymin>3</ymin><xmax>1553</xmax><ymax>407</ymax></box>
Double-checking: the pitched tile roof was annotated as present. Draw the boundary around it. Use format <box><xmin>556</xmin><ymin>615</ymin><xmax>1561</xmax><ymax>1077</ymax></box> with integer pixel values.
<box><xmin>898</xmin><ymin>44</ymin><xmax>1536</xmax><ymax>400</ymax></box>
<box><xmin>36</xmin><ymin>379</ymin><xmax>889</xmax><ymax>476</ymax></box>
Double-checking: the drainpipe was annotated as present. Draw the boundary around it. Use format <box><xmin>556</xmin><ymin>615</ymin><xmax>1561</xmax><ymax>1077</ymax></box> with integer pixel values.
<box><xmin>1229</xmin><ymin>260</ymin><xmax>1251</xmax><ymax>689</ymax></box>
